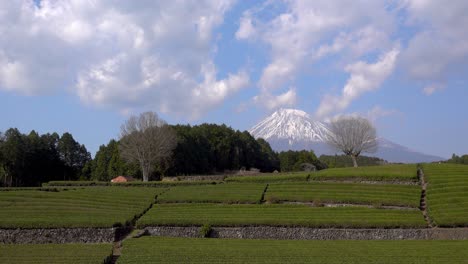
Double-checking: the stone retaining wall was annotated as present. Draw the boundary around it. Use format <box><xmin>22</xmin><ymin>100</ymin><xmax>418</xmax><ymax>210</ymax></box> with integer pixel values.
<box><xmin>145</xmin><ymin>226</ymin><xmax>468</xmax><ymax>240</ymax></box>
<box><xmin>0</xmin><ymin>228</ymin><xmax>118</xmax><ymax>244</ymax></box>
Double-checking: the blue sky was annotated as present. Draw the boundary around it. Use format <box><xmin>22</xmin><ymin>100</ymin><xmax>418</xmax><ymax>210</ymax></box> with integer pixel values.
<box><xmin>1</xmin><ymin>0</ymin><xmax>467</xmax><ymax>158</ymax></box>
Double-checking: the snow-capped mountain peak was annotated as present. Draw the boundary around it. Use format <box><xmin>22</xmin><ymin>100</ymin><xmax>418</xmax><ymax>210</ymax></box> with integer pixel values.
<box><xmin>249</xmin><ymin>108</ymin><xmax>330</xmax><ymax>143</ymax></box>
<box><xmin>249</xmin><ymin>108</ymin><xmax>444</xmax><ymax>163</ymax></box>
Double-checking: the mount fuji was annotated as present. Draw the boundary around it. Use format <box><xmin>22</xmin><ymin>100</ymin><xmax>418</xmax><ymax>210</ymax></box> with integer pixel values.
<box><xmin>249</xmin><ymin>108</ymin><xmax>444</xmax><ymax>163</ymax></box>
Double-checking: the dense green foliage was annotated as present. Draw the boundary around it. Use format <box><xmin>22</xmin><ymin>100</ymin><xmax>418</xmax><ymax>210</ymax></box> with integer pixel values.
<box><xmin>0</xmin><ymin>243</ymin><xmax>112</xmax><ymax>264</ymax></box>
<box><xmin>120</xmin><ymin>237</ymin><xmax>468</xmax><ymax>264</ymax></box>
<box><xmin>88</xmin><ymin>139</ymin><xmax>141</xmax><ymax>181</ymax></box>
<box><xmin>84</xmin><ymin>124</ymin><xmax>280</xmax><ymax>181</ymax></box>
<box><xmin>0</xmin><ymin>129</ymin><xmax>90</xmax><ymax>187</ymax></box>
<box><xmin>137</xmin><ymin>204</ymin><xmax>426</xmax><ymax>228</ymax></box>
<box><xmin>446</xmin><ymin>153</ymin><xmax>468</xmax><ymax>165</ymax></box>
<box><xmin>167</xmin><ymin>124</ymin><xmax>279</xmax><ymax>175</ymax></box>
<box><xmin>319</xmin><ymin>154</ymin><xmax>386</xmax><ymax>168</ymax></box>
<box><xmin>424</xmin><ymin>163</ymin><xmax>468</xmax><ymax>227</ymax></box>
<box><xmin>278</xmin><ymin>150</ymin><xmax>327</xmax><ymax>171</ymax></box>
<box><xmin>225</xmin><ymin>172</ymin><xmax>308</xmax><ymax>183</ymax></box>
<box><xmin>266</xmin><ymin>182</ymin><xmax>421</xmax><ymax>207</ymax></box>
<box><xmin>0</xmin><ymin>187</ymin><xmax>164</xmax><ymax>228</ymax></box>
<box><xmin>157</xmin><ymin>183</ymin><xmax>266</xmax><ymax>203</ymax></box>
<box><xmin>312</xmin><ymin>164</ymin><xmax>417</xmax><ymax>181</ymax></box>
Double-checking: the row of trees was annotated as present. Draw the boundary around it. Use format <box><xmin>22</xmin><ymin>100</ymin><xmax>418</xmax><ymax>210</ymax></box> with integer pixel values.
<box><xmin>1</xmin><ymin>113</ymin><xmax>380</xmax><ymax>185</ymax></box>
<box><xmin>0</xmin><ymin>129</ymin><xmax>91</xmax><ymax>187</ymax></box>
<box><xmin>278</xmin><ymin>150</ymin><xmax>327</xmax><ymax>172</ymax></box>
<box><xmin>446</xmin><ymin>154</ymin><xmax>468</xmax><ymax>165</ymax></box>
<box><xmin>318</xmin><ymin>155</ymin><xmax>386</xmax><ymax>168</ymax></box>
<box><xmin>88</xmin><ymin>122</ymin><xmax>281</xmax><ymax>181</ymax></box>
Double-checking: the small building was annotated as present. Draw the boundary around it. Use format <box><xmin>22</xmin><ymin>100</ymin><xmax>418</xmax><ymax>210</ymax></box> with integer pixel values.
<box><xmin>111</xmin><ymin>176</ymin><xmax>135</xmax><ymax>183</ymax></box>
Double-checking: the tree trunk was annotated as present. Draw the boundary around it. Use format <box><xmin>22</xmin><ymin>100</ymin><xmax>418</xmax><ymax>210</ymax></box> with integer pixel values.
<box><xmin>142</xmin><ymin>163</ymin><xmax>150</xmax><ymax>182</ymax></box>
<box><xmin>351</xmin><ymin>155</ymin><xmax>358</xmax><ymax>168</ymax></box>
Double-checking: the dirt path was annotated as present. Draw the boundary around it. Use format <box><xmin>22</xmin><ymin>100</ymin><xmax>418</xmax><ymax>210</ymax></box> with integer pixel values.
<box><xmin>418</xmin><ymin>168</ymin><xmax>435</xmax><ymax>228</ymax></box>
<box><xmin>108</xmin><ymin>193</ymin><xmax>163</xmax><ymax>264</ymax></box>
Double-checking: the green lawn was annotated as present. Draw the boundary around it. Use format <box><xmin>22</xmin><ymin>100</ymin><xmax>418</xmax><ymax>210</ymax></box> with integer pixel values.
<box><xmin>424</xmin><ymin>163</ymin><xmax>468</xmax><ymax>227</ymax></box>
<box><xmin>118</xmin><ymin>237</ymin><xmax>468</xmax><ymax>264</ymax></box>
<box><xmin>157</xmin><ymin>183</ymin><xmax>266</xmax><ymax>203</ymax></box>
<box><xmin>137</xmin><ymin>204</ymin><xmax>426</xmax><ymax>228</ymax></box>
<box><xmin>0</xmin><ymin>187</ymin><xmax>165</xmax><ymax>228</ymax></box>
<box><xmin>0</xmin><ymin>243</ymin><xmax>112</xmax><ymax>264</ymax></box>
<box><xmin>265</xmin><ymin>182</ymin><xmax>421</xmax><ymax>207</ymax></box>
<box><xmin>225</xmin><ymin>172</ymin><xmax>308</xmax><ymax>183</ymax></box>
<box><xmin>312</xmin><ymin>164</ymin><xmax>418</xmax><ymax>181</ymax></box>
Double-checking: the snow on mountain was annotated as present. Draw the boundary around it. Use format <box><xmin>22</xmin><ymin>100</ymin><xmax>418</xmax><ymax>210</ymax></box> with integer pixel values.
<box><xmin>249</xmin><ymin>108</ymin><xmax>444</xmax><ymax>163</ymax></box>
<box><xmin>249</xmin><ymin>108</ymin><xmax>330</xmax><ymax>143</ymax></box>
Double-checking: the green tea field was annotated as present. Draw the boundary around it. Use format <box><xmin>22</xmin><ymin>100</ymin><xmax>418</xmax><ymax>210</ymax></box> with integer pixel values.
<box><xmin>118</xmin><ymin>237</ymin><xmax>468</xmax><ymax>264</ymax></box>
<box><xmin>0</xmin><ymin>187</ymin><xmax>165</xmax><ymax>228</ymax></box>
<box><xmin>0</xmin><ymin>243</ymin><xmax>112</xmax><ymax>264</ymax></box>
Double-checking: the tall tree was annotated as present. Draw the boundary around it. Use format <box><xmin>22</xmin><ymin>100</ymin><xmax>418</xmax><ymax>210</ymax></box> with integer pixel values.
<box><xmin>326</xmin><ymin>116</ymin><xmax>378</xmax><ymax>167</ymax></box>
<box><xmin>57</xmin><ymin>133</ymin><xmax>91</xmax><ymax>180</ymax></box>
<box><xmin>119</xmin><ymin>112</ymin><xmax>177</xmax><ymax>181</ymax></box>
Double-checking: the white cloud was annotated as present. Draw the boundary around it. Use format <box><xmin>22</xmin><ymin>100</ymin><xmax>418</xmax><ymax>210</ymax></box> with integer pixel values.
<box><xmin>253</xmin><ymin>88</ymin><xmax>297</xmax><ymax>110</ymax></box>
<box><xmin>422</xmin><ymin>83</ymin><xmax>445</xmax><ymax>96</ymax></box>
<box><xmin>315</xmin><ymin>48</ymin><xmax>400</xmax><ymax>119</ymax></box>
<box><xmin>261</xmin><ymin>1</ymin><xmax>393</xmax><ymax>91</ymax></box>
<box><xmin>400</xmin><ymin>0</ymin><xmax>468</xmax><ymax>84</ymax></box>
<box><xmin>366</xmin><ymin>106</ymin><xmax>399</xmax><ymax>122</ymax></box>
<box><xmin>238</xmin><ymin>0</ymin><xmax>396</xmax><ymax>110</ymax></box>
<box><xmin>0</xmin><ymin>0</ymin><xmax>245</xmax><ymax>119</ymax></box>
<box><xmin>236</xmin><ymin>13</ymin><xmax>256</xmax><ymax>40</ymax></box>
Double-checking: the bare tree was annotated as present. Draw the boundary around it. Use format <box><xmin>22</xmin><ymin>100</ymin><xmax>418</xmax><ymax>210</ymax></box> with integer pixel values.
<box><xmin>326</xmin><ymin>116</ymin><xmax>378</xmax><ymax>167</ymax></box>
<box><xmin>119</xmin><ymin>112</ymin><xmax>177</xmax><ymax>181</ymax></box>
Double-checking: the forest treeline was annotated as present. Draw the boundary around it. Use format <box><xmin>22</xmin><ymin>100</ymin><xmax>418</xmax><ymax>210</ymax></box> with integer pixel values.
<box><xmin>446</xmin><ymin>154</ymin><xmax>468</xmax><ymax>165</ymax></box>
<box><xmin>1</xmin><ymin>124</ymin><xmax>392</xmax><ymax>187</ymax></box>
<box><xmin>0</xmin><ymin>128</ymin><xmax>91</xmax><ymax>187</ymax></box>
<box><xmin>318</xmin><ymin>155</ymin><xmax>387</xmax><ymax>168</ymax></box>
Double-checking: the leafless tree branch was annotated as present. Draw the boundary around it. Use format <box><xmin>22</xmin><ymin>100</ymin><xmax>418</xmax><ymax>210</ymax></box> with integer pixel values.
<box><xmin>119</xmin><ymin>112</ymin><xmax>177</xmax><ymax>181</ymax></box>
<box><xmin>326</xmin><ymin>116</ymin><xmax>378</xmax><ymax>167</ymax></box>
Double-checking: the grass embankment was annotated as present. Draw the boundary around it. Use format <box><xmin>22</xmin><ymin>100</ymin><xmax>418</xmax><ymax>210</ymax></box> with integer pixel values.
<box><xmin>424</xmin><ymin>164</ymin><xmax>468</xmax><ymax>227</ymax></box>
<box><xmin>265</xmin><ymin>182</ymin><xmax>421</xmax><ymax>207</ymax></box>
<box><xmin>225</xmin><ymin>172</ymin><xmax>308</xmax><ymax>183</ymax></box>
<box><xmin>119</xmin><ymin>237</ymin><xmax>468</xmax><ymax>264</ymax></box>
<box><xmin>0</xmin><ymin>187</ymin><xmax>165</xmax><ymax>228</ymax></box>
<box><xmin>0</xmin><ymin>243</ymin><xmax>112</xmax><ymax>264</ymax></box>
<box><xmin>312</xmin><ymin>164</ymin><xmax>418</xmax><ymax>181</ymax></box>
<box><xmin>157</xmin><ymin>183</ymin><xmax>266</xmax><ymax>204</ymax></box>
<box><xmin>137</xmin><ymin>204</ymin><xmax>426</xmax><ymax>228</ymax></box>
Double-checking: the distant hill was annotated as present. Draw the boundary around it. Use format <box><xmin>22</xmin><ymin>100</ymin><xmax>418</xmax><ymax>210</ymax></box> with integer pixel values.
<box><xmin>249</xmin><ymin>108</ymin><xmax>444</xmax><ymax>163</ymax></box>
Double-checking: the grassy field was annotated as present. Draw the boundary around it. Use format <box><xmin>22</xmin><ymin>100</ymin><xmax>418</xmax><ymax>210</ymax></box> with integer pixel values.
<box><xmin>118</xmin><ymin>237</ymin><xmax>468</xmax><ymax>264</ymax></box>
<box><xmin>265</xmin><ymin>182</ymin><xmax>421</xmax><ymax>207</ymax></box>
<box><xmin>423</xmin><ymin>164</ymin><xmax>468</xmax><ymax>227</ymax></box>
<box><xmin>0</xmin><ymin>243</ymin><xmax>111</xmax><ymax>264</ymax></box>
<box><xmin>0</xmin><ymin>187</ymin><xmax>165</xmax><ymax>228</ymax></box>
<box><xmin>157</xmin><ymin>183</ymin><xmax>266</xmax><ymax>204</ymax></box>
<box><xmin>311</xmin><ymin>164</ymin><xmax>418</xmax><ymax>181</ymax></box>
<box><xmin>137</xmin><ymin>204</ymin><xmax>426</xmax><ymax>228</ymax></box>
<box><xmin>224</xmin><ymin>172</ymin><xmax>308</xmax><ymax>183</ymax></box>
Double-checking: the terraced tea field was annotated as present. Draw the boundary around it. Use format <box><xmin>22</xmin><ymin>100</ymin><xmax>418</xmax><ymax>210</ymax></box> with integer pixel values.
<box><xmin>312</xmin><ymin>164</ymin><xmax>417</xmax><ymax>181</ymax></box>
<box><xmin>118</xmin><ymin>237</ymin><xmax>468</xmax><ymax>264</ymax></box>
<box><xmin>0</xmin><ymin>243</ymin><xmax>112</xmax><ymax>264</ymax></box>
<box><xmin>3</xmin><ymin>164</ymin><xmax>468</xmax><ymax>263</ymax></box>
<box><xmin>0</xmin><ymin>187</ymin><xmax>165</xmax><ymax>228</ymax></box>
<box><xmin>137</xmin><ymin>203</ymin><xmax>426</xmax><ymax>228</ymax></box>
<box><xmin>225</xmin><ymin>172</ymin><xmax>308</xmax><ymax>183</ymax></box>
<box><xmin>266</xmin><ymin>182</ymin><xmax>420</xmax><ymax>207</ymax></box>
<box><xmin>157</xmin><ymin>183</ymin><xmax>266</xmax><ymax>204</ymax></box>
<box><xmin>423</xmin><ymin>164</ymin><xmax>468</xmax><ymax>227</ymax></box>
